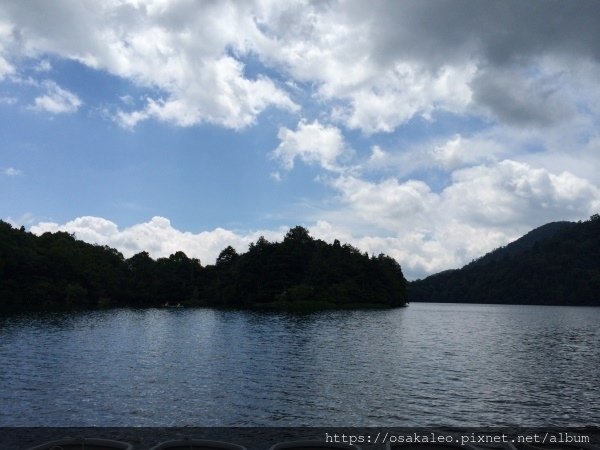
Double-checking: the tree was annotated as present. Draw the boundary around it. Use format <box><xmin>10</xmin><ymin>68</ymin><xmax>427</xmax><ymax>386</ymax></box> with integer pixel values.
<box><xmin>284</xmin><ymin>226</ymin><xmax>312</xmax><ymax>244</ymax></box>
<box><xmin>216</xmin><ymin>246</ymin><xmax>239</xmax><ymax>266</ymax></box>
<box><xmin>0</xmin><ymin>220</ymin><xmax>411</xmax><ymax>311</ymax></box>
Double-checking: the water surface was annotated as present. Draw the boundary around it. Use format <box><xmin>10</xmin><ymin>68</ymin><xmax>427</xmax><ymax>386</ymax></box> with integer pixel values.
<box><xmin>1</xmin><ymin>303</ymin><xmax>598</xmax><ymax>426</ymax></box>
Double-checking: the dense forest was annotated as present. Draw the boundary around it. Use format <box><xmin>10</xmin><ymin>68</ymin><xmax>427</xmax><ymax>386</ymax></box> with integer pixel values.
<box><xmin>0</xmin><ymin>221</ymin><xmax>407</xmax><ymax>312</ymax></box>
<box><xmin>4</xmin><ymin>214</ymin><xmax>599</xmax><ymax>312</ymax></box>
<box><xmin>409</xmin><ymin>215</ymin><xmax>600</xmax><ymax>306</ymax></box>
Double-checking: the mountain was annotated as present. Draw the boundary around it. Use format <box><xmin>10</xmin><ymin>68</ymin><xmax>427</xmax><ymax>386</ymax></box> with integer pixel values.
<box><xmin>467</xmin><ymin>221</ymin><xmax>576</xmax><ymax>268</ymax></box>
<box><xmin>0</xmin><ymin>222</ymin><xmax>407</xmax><ymax>312</ymax></box>
<box><xmin>408</xmin><ymin>215</ymin><xmax>600</xmax><ymax>306</ymax></box>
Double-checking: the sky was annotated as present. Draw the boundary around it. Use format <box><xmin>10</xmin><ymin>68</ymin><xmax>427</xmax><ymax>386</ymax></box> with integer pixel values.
<box><xmin>1</xmin><ymin>0</ymin><xmax>600</xmax><ymax>280</ymax></box>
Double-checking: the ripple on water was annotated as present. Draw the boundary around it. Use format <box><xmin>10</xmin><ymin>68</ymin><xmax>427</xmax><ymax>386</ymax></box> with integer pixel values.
<box><xmin>0</xmin><ymin>304</ymin><xmax>599</xmax><ymax>426</ymax></box>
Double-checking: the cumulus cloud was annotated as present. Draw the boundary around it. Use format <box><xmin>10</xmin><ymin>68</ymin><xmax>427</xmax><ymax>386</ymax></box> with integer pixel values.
<box><xmin>29</xmin><ymin>80</ymin><xmax>81</xmax><ymax>114</ymax></box>
<box><xmin>0</xmin><ymin>1</ymin><xmax>297</xmax><ymax>129</ymax></box>
<box><xmin>330</xmin><ymin>176</ymin><xmax>436</xmax><ymax>230</ymax></box>
<box><xmin>357</xmin><ymin>131</ymin><xmax>513</xmax><ymax>180</ymax></box>
<box><xmin>443</xmin><ymin>161</ymin><xmax>600</xmax><ymax>225</ymax></box>
<box><xmin>330</xmin><ymin>63</ymin><xmax>475</xmax><ymax>133</ymax></box>
<box><xmin>518</xmin><ymin>132</ymin><xmax>600</xmax><ymax>185</ymax></box>
<box><xmin>30</xmin><ymin>216</ymin><xmax>287</xmax><ymax>265</ymax></box>
<box><xmin>2</xmin><ymin>1</ymin><xmax>599</xmax><ymax>131</ymax></box>
<box><xmin>254</xmin><ymin>0</ymin><xmax>600</xmax><ymax>132</ymax></box>
<box><xmin>428</xmin><ymin>133</ymin><xmax>512</xmax><ymax>171</ymax></box>
<box><xmin>116</xmin><ymin>57</ymin><xmax>298</xmax><ymax>129</ymax></box>
<box><xmin>272</xmin><ymin>119</ymin><xmax>348</xmax><ymax>171</ymax></box>
<box><xmin>326</xmin><ymin>160</ymin><xmax>600</xmax><ymax>278</ymax></box>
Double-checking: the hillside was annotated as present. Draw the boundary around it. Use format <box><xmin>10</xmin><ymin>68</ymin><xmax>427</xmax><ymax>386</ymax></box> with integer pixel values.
<box><xmin>466</xmin><ymin>221</ymin><xmax>576</xmax><ymax>268</ymax></box>
<box><xmin>409</xmin><ymin>215</ymin><xmax>600</xmax><ymax>306</ymax></box>
<box><xmin>0</xmin><ymin>222</ymin><xmax>407</xmax><ymax>312</ymax></box>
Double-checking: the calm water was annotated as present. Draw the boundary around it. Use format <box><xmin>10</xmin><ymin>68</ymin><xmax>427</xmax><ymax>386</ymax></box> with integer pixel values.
<box><xmin>0</xmin><ymin>303</ymin><xmax>599</xmax><ymax>426</ymax></box>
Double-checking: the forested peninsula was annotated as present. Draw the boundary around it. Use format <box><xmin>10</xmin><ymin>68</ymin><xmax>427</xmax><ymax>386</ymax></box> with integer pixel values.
<box><xmin>408</xmin><ymin>215</ymin><xmax>600</xmax><ymax>306</ymax></box>
<box><xmin>0</xmin><ymin>221</ymin><xmax>408</xmax><ymax>312</ymax></box>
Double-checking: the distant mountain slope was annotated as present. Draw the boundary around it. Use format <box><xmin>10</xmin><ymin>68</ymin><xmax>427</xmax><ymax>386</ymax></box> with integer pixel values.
<box><xmin>409</xmin><ymin>216</ymin><xmax>600</xmax><ymax>306</ymax></box>
<box><xmin>466</xmin><ymin>221</ymin><xmax>576</xmax><ymax>268</ymax></box>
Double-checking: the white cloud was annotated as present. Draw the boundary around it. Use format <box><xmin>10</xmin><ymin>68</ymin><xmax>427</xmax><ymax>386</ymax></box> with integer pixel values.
<box><xmin>0</xmin><ymin>1</ymin><xmax>297</xmax><ymax>129</ymax></box>
<box><xmin>358</xmin><ymin>124</ymin><xmax>595</xmax><ymax>183</ymax></box>
<box><xmin>325</xmin><ymin>159</ymin><xmax>600</xmax><ymax>278</ymax></box>
<box><xmin>2</xmin><ymin>1</ymin><xmax>600</xmax><ymax>133</ymax></box>
<box><xmin>428</xmin><ymin>133</ymin><xmax>509</xmax><ymax>171</ymax></box>
<box><xmin>497</xmin><ymin>112</ymin><xmax>600</xmax><ymax>186</ymax></box>
<box><xmin>256</xmin><ymin>1</ymin><xmax>600</xmax><ymax>133</ymax></box>
<box><xmin>430</xmin><ymin>135</ymin><xmax>471</xmax><ymax>170</ymax></box>
<box><xmin>368</xmin><ymin>145</ymin><xmax>388</xmax><ymax>165</ymax></box>
<box><xmin>3</xmin><ymin>167</ymin><xmax>22</xmax><ymax>176</ymax></box>
<box><xmin>272</xmin><ymin>119</ymin><xmax>348</xmax><ymax>171</ymax></box>
<box><xmin>30</xmin><ymin>216</ymin><xmax>287</xmax><ymax>265</ymax></box>
<box><xmin>331</xmin><ymin>63</ymin><xmax>476</xmax><ymax>133</ymax></box>
<box><xmin>259</xmin><ymin>3</ymin><xmax>478</xmax><ymax>133</ymax></box>
<box><xmin>116</xmin><ymin>57</ymin><xmax>298</xmax><ymax>129</ymax></box>
<box><xmin>30</xmin><ymin>80</ymin><xmax>81</xmax><ymax>114</ymax></box>
<box><xmin>442</xmin><ymin>161</ymin><xmax>600</xmax><ymax>226</ymax></box>
<box><xmin>330</xmin><ymin>176</ymin><xmax>436</xmax><ymax>230</ymax></box>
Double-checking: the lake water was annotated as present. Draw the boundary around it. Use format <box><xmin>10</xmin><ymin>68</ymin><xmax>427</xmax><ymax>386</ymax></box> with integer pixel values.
<box><xmin>1</xmin><ymin>303</ymin><xmax>599</xmax><ymax>426</ymax></box>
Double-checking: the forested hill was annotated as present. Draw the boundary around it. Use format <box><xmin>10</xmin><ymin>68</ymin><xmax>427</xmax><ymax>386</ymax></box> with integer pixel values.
<box><xmin>409</xmin><ymin>215</ymin><xmax>600</xmax><ymax>306</ymax></box>
<box><xmin>0</xmin><ymin>221</ymin><xmax>407</xmax><ymax>312</ymax></box>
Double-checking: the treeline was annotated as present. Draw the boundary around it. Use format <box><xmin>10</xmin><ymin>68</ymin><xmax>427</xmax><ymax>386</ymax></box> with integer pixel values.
<box><xmin>408</xmin><ymin>215</ymin><xmax>600</xmax><ymax>306</ymax></box>
<box><xmin>0</xmin><ymin>221</ymin><xmax>407</xmax><ymax>312</ymax></box>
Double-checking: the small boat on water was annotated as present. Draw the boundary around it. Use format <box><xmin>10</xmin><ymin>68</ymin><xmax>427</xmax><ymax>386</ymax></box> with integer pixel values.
<box><xmin>163</xmin><ymin>302</ymin><xmax>184</xmax><ymax>308</ymax></box>
<box><xmin>269</xmin><ymin>440</ymin><xmax>361</xmax><ymax>450</ymax></box>
<box><xmin>26</xmin><ymin>437</ymin><xmax>133</xmax><ymax>450</ymax></box>
<box><xmin>150</xmin><ymin>439</ymin><xmax>247</xmax><ymax>450</ymax></box>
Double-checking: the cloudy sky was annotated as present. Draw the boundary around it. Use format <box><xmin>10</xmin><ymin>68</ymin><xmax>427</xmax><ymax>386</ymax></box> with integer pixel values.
<box><xmin>2</xmin><ymin>0</ymin><xmax>600</xmax><ymax>279</ymax></box>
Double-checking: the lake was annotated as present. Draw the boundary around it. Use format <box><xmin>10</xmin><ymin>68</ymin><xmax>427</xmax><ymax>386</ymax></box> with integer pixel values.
<box><xmin>0</xmin><ymin>303</ymin><xmax>599</xmax><ymax>426</ymax></box>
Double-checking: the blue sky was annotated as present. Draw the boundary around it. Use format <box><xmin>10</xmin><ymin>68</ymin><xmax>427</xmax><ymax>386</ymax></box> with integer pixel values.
<box><xmin>2</xmin><ymin>1</ymin><xmax>600</xmax><ymax>279</ymax></box>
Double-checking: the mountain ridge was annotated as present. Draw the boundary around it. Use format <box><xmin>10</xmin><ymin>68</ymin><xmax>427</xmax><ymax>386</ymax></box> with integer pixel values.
<box><xmin>408</xmin><ymin>215</ymin><xmax>600</xmax><ymax>306</ymax></box>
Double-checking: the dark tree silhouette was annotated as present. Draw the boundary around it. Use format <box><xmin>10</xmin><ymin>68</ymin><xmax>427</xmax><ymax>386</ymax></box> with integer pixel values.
<box><xmin>0</xmin><ymin>221</ymin><xmax>408</xmax><ymax>312</ymax></box>
<box><xmin>216</xmin><ymin>246</ymin><xmax>239</xmax><ymax>266</ymax></box>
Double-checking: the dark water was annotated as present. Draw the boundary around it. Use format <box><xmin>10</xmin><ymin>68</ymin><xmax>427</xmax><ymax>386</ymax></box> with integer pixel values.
<box><xmin>1</xmin><ymin>303</ymin><xmax>599</xmax><ymax>426</ymax></box>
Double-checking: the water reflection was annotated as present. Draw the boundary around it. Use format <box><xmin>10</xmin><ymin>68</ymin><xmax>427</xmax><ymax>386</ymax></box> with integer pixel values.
<box><xmin>0</xmin><ymin>303</ymin><xmax>598</xmax><ymax>426</ymax></box>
